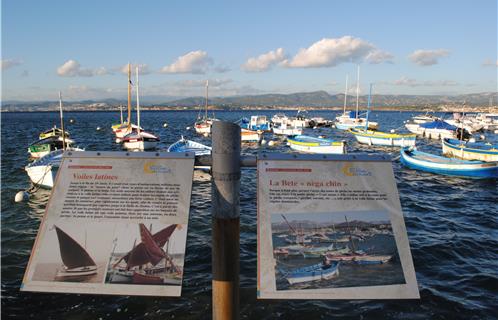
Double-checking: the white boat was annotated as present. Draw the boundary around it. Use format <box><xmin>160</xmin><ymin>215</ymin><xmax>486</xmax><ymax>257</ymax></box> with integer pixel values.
<box><xmin>473</xmin><ymin>113</ymin><xmax>498</xmax><ymax>131</ymax></box>
<box><xmin>123</xmin><ymin>66</ymin><xmax>159</xmax><ymax>151</ymax></box>
<box><xmin>412</xmin><ymin>113</ymin><xmax>440</xmax><ymax>124</ymax></box>
<box><xmin>287</xmin><ymin>135</ymin><xmax>345</xmax><ymax>154</ymax></box>
<box><xmin>115</xmin><ymin>64</ymin><xmax>140</xmax><ymax>139</ymax></box>
<box><xmin>272</xmin><ymin>123</ymin><xmax>303</xmax><ymax>136</ymax></box>
<box><xmin>335</xmin><ymin>69</ymin><xmax>378</xmax><ymax>130</ymax></box>
<box><xmin>167</xmin><ymin>137</ymin><xmax>211</xmax><ymax>171</ymax></box>
<box><xmin>271</xmin><ymin>113</ymin><xmax>307</xmax><ymax>129</ymax></box>
<box><xmin>239</xmin><ymin>115</ymin><xmax>271</xmax><ymax>131</ymax></box>
<box><xmin>241</xmin><ymin>128</ymin><xmax>262</xmax><ymax>142</ymax></box>
<box><xmin>194</xmin><ymin>80</ymin><xmax>218</xmax><ymax>135</ymax></box>
<box><xmin>406</xmin><ymin>120</ymin><xmax>468</xmax><ymax>140</ymax></box>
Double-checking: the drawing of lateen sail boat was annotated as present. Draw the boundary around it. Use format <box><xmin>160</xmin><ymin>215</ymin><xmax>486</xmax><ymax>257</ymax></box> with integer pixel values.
<box><xmin>54</xmin><ymin>226</ymin><xmax>98</xmax><ymax>280</ymax></box>
<box><xmin>109</xmin><ymin>223</ymin><xmax>182</xmax><ymax>285</ymax></box>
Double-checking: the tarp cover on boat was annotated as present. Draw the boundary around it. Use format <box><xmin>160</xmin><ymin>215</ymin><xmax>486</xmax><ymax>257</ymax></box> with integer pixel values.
<box><xmin>420</xmin><ymin>120</ymin><xmax>456</xmax><ymax>130</ymax></box>
<box><xmin>55</xmin><ymin>226</ymin><xmax>96</xmax><ymax>269</ymax></box>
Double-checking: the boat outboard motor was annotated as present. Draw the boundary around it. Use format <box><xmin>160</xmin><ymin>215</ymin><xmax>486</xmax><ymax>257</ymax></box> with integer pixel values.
<box><xmin>456</xmin><ymin>128</ymin><xmax>471</xmax><ymax>140</ymax></box>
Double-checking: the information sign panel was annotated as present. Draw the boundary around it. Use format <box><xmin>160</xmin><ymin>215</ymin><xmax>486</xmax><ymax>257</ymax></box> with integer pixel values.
<box><xmin>22</xmin><ymin>151</ymin><xmax>194</xmax><ymax>297</ymax></box>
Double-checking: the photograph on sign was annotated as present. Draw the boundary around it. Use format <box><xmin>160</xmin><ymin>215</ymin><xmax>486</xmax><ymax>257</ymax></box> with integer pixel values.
<box><xmin>257</xmin><ymin>155</ymin><xmax>419</xmax><ymax>299</ymax></box>
<box><xmin>106</xmin><ymin>222</ymin><xmax>187</xmax><ymax>286</ymax></box>
<box><xmin>271</xmin><ymin>211</ymin><xmax>405</xmax><ymax>290</ymax></box>
<box><xmin>21</xmin><ymin>151</ymin><xmax>194</xmax><ymax>296</ymax></box>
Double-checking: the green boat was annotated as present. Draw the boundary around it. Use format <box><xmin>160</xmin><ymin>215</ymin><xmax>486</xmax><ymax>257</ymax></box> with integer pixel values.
<box><xmin>28</xmin><ymin>136</ymin><xmax>74</xmax><ymax>159</ymax></box>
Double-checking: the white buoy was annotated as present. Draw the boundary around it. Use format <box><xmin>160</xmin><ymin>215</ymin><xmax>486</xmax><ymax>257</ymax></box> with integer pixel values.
<box><xmin>494</xmin><ymin>130</ymin><xmax>498</xmax><ymax>134</ymax></box>
<box><xmin>469</xmin><ymin>138</ymin><xmax>476</xmax><ymax>143</ymax></box>
<box><xmin>318</xmin><ymin>135</ymin><xmax>325</xmax><ymax>139</ymax></box>
<box><xmin>313</xmin><ymin>126</ymin><xmax>318</xmax><ymax>129</ymax></box>
<box><xmin>96</xmin><ymin>126</ymin><xmax>101</xmax><ymax>131</ymax></box>
<box><xmin>260</xmin><ymin>139</ymin><xmax>267</xmax><ymax>145</ymax></box>
<box><xmin>480</xmin><ymin>134</ymin><xmax>486</xmax><ymax>140</ymax></box>
<box><xmin>163</xmin><ymin>123</ymin><xmax>168</xmax><ymax>128</ymax></box>
<box><xmin>15</xmin><ymin>191</ymin><xmax>29</xmax><ymax>202</ymax></box>
<box><xmin>390</xmin><ymin>129</ymin><xmax>395</xmax><ymax>133</ymax></box>
<box><xmin>203</xmin><ymin>132</ymin><xmax>209</xmax><ymax>137</ymax></box>
<box><xmin>69</xmin><ymin>119</ymin><xmax>75</xmax><ymax>123</ymax></box>
<box><xmin>268</xmin><ymin>140</ymin><xmax>275</xmax><ymax>147</ymax></box>
<box><xmin>186</xmin><ymin>126</ymin><xmax>191</xmax><ymax>130</ymax></box>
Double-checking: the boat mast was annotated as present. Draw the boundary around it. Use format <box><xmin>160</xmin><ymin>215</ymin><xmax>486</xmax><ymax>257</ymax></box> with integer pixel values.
<box><xmin>120</xmin><ymin>105</ymin><xmax>123</xmax><ymax>125</ymax></box>
<box><xmin>365</xmin><ymin>83</ymin><xmax>372</xmax><ymax>130</ymax></box>
<box><xmin>136</xmin><ymin>66</ymin><xmax>141</xmax><ymax>135</ymax></box>
<box><xmin>58</xmin><ymin>91</ymin><xmax>66</xmax><ymax>150</ymax></box>
<box><xmin>127</xmin><ymin>63</ymin><xmax>132</xmax><ymax>131</ymax></box>
<box><xmin>343</xmin><ymin>74</ymin><xmax>349</xmax><ymax>115</ymax></box>
<box><xmin>355</xmin><ymin>65</ymin><xmax>360</xmax><ymax>122</ymax></box>
<box><xmin>205</xmin><ymin>80</ymin><xmax>209</xmax><ymax>120</ymax></box>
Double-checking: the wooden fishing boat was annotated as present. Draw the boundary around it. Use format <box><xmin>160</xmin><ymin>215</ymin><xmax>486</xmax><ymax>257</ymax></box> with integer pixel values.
<box><xmin>349</xmin><ymin>128</ymin><xmax>416</xmax><ymax>147</ymax></box>
<box><xmin>442</xmin><ymin>138</ymin><xmax>498</xmax><ymax>162</ymax></box>
<box><xmin>286</xmin><ymin>261</ymin><xmax>340</xmax><ymax>284</ymax></box>
<box><xmin>54</xmin><ymin>226</ymin><xmax>97</xmax><ymax>279</ymax></box>
<box><xmin>400</xmin><ymin>147</ymin><xmax>498</xmax><ymax>178</ymax></box>
<box><xmin>115</xmin><ymin>64</ymin><xmax>140</xmax><ymax>139</ymax></box>
<box><xmin>241</xmin><ymin>128</ymin><xmax>262</xmax><ymax>142</ymax></box>
<box><xmin>39</xmin><ymin>126</ymin><xmax>70</xmax><ymax>140</ymax></box>
<box><xmin>194</xmin><ymin>81</ymin><xmax>218</xmax><ymax>135</ymax></box>
<box><xmin>27</xmin><ymin>136</ymin><xmax>74</xmax><ymax>159</ymax></box>
<box><xmin>167</xmin><ymin>137</ymin><xmax>211</xmax><ymax>171</ymax></box>
<box><xmin>287</xmin><ymin>135</ymin><xmax>346</xmax><ymax>154</ymax></box>
<box><xmin>122</xmin><ymin>67</ymin><xmax>160</xmax><ymax>151</ymax></box>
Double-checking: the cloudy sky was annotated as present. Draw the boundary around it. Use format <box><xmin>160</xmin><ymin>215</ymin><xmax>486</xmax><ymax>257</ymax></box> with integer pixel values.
<box><xmin>2</xmin><ymin>0</ymin><xmax>497</xmax><ymax>101</ymax></box>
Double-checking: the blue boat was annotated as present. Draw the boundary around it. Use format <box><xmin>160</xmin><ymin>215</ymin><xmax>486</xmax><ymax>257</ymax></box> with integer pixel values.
<box><xmin>400</xmin><ymin>147</ymin><xmax>498</xmax><ymax>179</ymax></box>
<box><xmin>167</xmin><ymin>137</ymin><xmax>211</xmax><ymax>171</ymax></box>
<box><xmin>286</xmin><ymin>261</ymin><xmax>340</xmax><ymax>285</ymax></box>
<box><xmin>442</xmin><ymin>138</ymin><xmax>498</xmax><ymax>162</ymax></box>
<box><xmin>287</xmin><ymin>135</ymin><xmax>346</xmax><ymax>154</ymax></box>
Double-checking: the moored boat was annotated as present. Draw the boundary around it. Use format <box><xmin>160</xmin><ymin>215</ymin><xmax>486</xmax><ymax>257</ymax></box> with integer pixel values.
<box><xmin>442</xmin><ymin>138</ymin><xmax>498</xmax><ymax>162</ymax></box>
<box><xmin>167</xmin><ymin>137</ymin><xmax>212</xmax><ymax>171</ymax></box>
<box><xmin>27</xmin><ymin>136</ymin><xmax>75</xmax><ymax>159</ymax></box>
<box><xmin>39</xmin><ymin>126</ymin><xmax>70</xmax><ymax>140</ymax></box>
<box><xmin>286</xmin><ymin>261</ymin><xmax>340</xmax><ymax>285</ymax></box>
<box><xmin>349</xmin><ymin>128</ymin><xmax>416</xmax><ymax>147</ymax></box>
<box><xmin>400</xmin><ymin>147</ymin><xmax>498</xmax><ymax>179</ymax></box>
<box><xmin>241</xmin><ymin>128</ymin><xmax>262</xmax><ymax>142</ymax></box>
<box><xmin>272</xmin><ymin>123</ymin><xmax>303</xmax><ymax>136</ymax></box>
<box><xmin>287</xmin><ymin>135</ymin><xmax>346</xmax><ymax>154</ymax></box>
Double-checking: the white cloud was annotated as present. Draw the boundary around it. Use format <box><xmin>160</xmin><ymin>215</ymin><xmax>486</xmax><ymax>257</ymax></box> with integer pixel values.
<box><xmin>393</xmin><ymin>76</ymin><xmax>458</xmax><ymax>87</ymax></box>
<box><xmin>282</xmin><ymin>36</ymin><xmax>389</xmax><ymax>68</ymax></box>
<box><xmin>160</xmin><ymin>51</ymin><xmax>213</xmax><ymax>74</ymax></box>
<box><xmin>57</xmin><ymin>59</ymin><xmax>110</xmax><ymax>77</ymax></box>
<box><xmin>482</xmin><ymin>59</ymin><xmax>498</xmax><ymax>67</ymax></box>
<box><xmin>1</xmin><ymin>58</ymin><xmax>23</xmax><ymax>70</ymax></box>
<box><xmin>366</xmin><ymin>50</ymin><xmax>394</xmax><ymax>64</ymax></box>
<box><xmin>408</xmin><ymin>49</ymin><xmax>450</xmax><ymax>66</ymax></box>
<box><xmin>242</xmin><ymin>48</ymin><xmax>286</xmax><ymax>72</ymax></box>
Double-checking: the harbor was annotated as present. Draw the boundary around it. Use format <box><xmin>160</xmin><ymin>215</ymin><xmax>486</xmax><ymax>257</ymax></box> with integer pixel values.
<box><xmin>2</xmin><ymin>109</ymin><xmax>497</xmax><ymax>318</ymax></box>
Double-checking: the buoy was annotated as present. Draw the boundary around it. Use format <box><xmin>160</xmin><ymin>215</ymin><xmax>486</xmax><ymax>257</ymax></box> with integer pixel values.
<box><xmin>203</xmin><ymin>133</ymin><xmax>209</xmax><ymax>137</ymax></box>
<box><xmin>318</xmin><ymin>135</ymin><xmax>325</xmax><ymax>139</ymax></box>
<box><xmin>163</xmin><ymin>123</ymin><xmax>168</xmax><ymax>128</ymax></box>
<box><xmin>260</xmin><ymin>139</ymin><xmax>267</xmax><ymax>145</ymax></box>
<box><xmin>390</xmin><ymin>129</ymin><xmax>395</xmax><ymax>133</ymax></box>
<box><xmin>313</xmin><ymin>126</ymin><xmax>318</xmax><ymax>129</ymax></box>
<box><xmin>96</xmin><ymin>126</ymin><xmax>101</xmax><ymax>131</ymax></box>
<box><xmin>186</xmin><ymin>126</ymin><xmax>191</xmax><ymax>130</ymax></box>
<box><xmin>469</xmin><ymin>138</ymin><xmax>476</xmax><ymax>143</ymax></box>
<box><xmin>15</xmin><ymin>191</ymin><xmax>29</xmax><ymax>202</ymax></box>
<box><xmin>494</xmin><ymin>130</ymin><xmax>498</xmax><ymax>134</ymax></box>
<box><xmin>268</xmin><ymin>140</ymin><xmax>275</xmax><ymax>147</ymax></box>
<box><xmin>480</xmin><ymin>134</ymin><xmax>486</xmax><ymax>140</ymax></box>
<box><xmin>69</xmin><ymin>119</ymin><xmax>75</xmax><ymax>123</ymax></box>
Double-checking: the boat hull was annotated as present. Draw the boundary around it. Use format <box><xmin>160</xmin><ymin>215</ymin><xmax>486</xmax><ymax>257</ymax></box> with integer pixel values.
<box><xmin>400</xmin><ymin>148</ymin><xmax>498</xmax><ymax>178</ymax></box>
<box><xmin>287</xmin><ymin>262</ymin><xmax>340</xmax><ymax>285</ymax></box>
<box><xmin>349</xmin><ymin>129</ymin><xmax>416</xmax><ymax>147</ymax></box>
<box><xmin>123</xmin><ymin>140</ymin><xmax>158</xmax><ymax>151</ymax></box>
<box><xmin>442</xmin><ymin>138</ymin><xmax>498</xmax><ymax>162</ymax></box>
<box><xmin>287</xmin><ymin>136</ymin><xmax>345</xmax><ymax>154</ymax></box>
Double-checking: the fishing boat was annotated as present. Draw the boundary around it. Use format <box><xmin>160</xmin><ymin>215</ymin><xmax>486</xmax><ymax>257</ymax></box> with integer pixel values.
<box><xmin>194</xmin><ymin>80</ymin><xmax>218</xmax><ymax>135</ymax></box>
<box><xmin>54</xmin><ymin>226</ymin><xmax>97</xmax><ymax>279</ymax></box>
<box><xmin>239</xmin><ymin>115</ymin><xmax>271</xmax><ymax>131</ymax></box>
<box><xmin>411</xmin><ymin>113</ymin><xmax>440</xmax><ymax>124</ymax></box>
<box><xmin>301</xmin><ymin>245</ymin><xmax>350</xmax><ymax>259</ymax></box>
<box><xmin>39</xmin><ymin>126</ymin><xmax>70</xmax><ymax>140</ymax></box>
<box><xmin>352</xmin><ymin>255</ymin><xmax>392</xmax><ymax>265</ymax></box>
<box><xmin>400</xmin><ymin>147</ymin><xmax>498</xmax><ymax>178</ymax></box>
<box><xmin>115</xmin><ymin>64</ymin><xmax>141</xmax><ymax>139</ymax></box>
<box><xmin>286</xmin><ymin>261</ymin><xmax>340</xmax><ymax>285</ymax></box>
<box><xmin>109</xmin><ymin>224</ymin><xmax>182</xmax><ymax>285</ymax></box>
<box><xmin>335</xmin><ymin>68</ymin><xmax>378</xmax><ymax>130</ymax></box>
<box><xmin>27</xmin><ymin>136</ymin><xmax>74</xmax><ymax>159</ymax></box>
<box><xmin>122</xmin><ymin>66</ymin><xmax>160</xmax><ymax>151</ymax></box>
<box><xmin>241</xmin><ymin>128</ymin><xmax>262</xmax><ymax>142</ymax></box>
<box><xmin>272</xmin><ymin>123</ymin><xmax>303</xmax><ymax>136</ymax></box>
<box><xmin>442</xmin><ymin>138</ymin><xmax>498</xmax><ymax>162</ymax></box>
<box><xmin>167</xmin><ymin>137</ymin><xmax>212</xmax><ymax>171</ymax></box>
<box><xmin>287</xmin><ymin>135</ymin><xmax>346</xmax><ymax>154</ymax></box>
<box><xmin>409</xmin><ymin>120</ymin><xmax>469</xmax><ymax>140</ymax></box>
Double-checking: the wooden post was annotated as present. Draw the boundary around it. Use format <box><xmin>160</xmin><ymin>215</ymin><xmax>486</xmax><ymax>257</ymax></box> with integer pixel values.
<box><xmin>211</xmin><ymin>121</ymin><xmax>240</xmax><ymax>320</ymax></box>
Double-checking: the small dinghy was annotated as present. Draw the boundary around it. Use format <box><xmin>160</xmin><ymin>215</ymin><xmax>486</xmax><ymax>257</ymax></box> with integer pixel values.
<box><xmin>400</xmin><ymin>147</ymin><xmax>498</xmax><ymax>179</ymax></box>
<box><xmin>287</xmin><ymin>135</ymin><xmax>346</xmax><ymax>154</ymax></box>
<box><xmin>286</xmin><ymin>261</ymin><xmax>340</xmax><ymax>285</ymax></box>
<box><xmin>167</xmin><ymin>137</ymin><xmax>212</xmax><ymax>171</ymax></box>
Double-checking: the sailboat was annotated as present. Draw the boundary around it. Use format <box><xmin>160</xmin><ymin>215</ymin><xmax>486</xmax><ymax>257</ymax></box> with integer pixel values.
<box><xmin>110</xmin><ymin>224</ymin><xmax>182</xmax><ymax>285</ymax></box>
<box><xmin>335</xmin><ymin>67</ymin><xmax>378</xmax><ymax>130</ymax></box>
<box><xmin>349</xmin><ymin>84</ymin><xmax>417</xmax><ymax>147</ymax></box>
<box><xmin>111</xmin><ymin>105</ymin><xmax>125</xmax><ymax>132</ymax></box>
<box><xmin>194</xmin><ymin>80</ymin><xmax>218</xmax><ymax>135</ymax></box>
<box><xmin>25</xmin><ymin>92</ymin><xmax>83</xmax><ymax>188</ymax></box>
<box><xmin>114</xmin><ymin>63</ymin><xmax>142</xmax><ymax>140</ymax></box>
<box><xmin>54</xmin><ymin>226</ymin><xmax>97</xmax><ymax>279</ymax></box>
<box><xmin>122</xmin><ymin>66</ymin><xmax>160</xmax><ymax>151</ymax></box>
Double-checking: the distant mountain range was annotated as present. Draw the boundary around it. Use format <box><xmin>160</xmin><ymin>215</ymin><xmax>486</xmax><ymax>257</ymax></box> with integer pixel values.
<box><xmin>2</xmin><ymin>91</ymin><xmax>497</xmax><ymax>112</ymax></box>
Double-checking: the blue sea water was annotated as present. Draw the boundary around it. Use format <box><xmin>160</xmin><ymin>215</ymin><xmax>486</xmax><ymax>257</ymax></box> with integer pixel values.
<box><xmin>1</xmin><ymin>110</ymin><xmax>497</xmax><ymax>319</ymax></box>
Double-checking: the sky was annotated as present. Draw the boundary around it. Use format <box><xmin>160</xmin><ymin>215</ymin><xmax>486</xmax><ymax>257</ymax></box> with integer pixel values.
<box><xmin>1</xmin><ymin>0</ymin><xmax>497</xmax><ymax>101</ymax></box>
